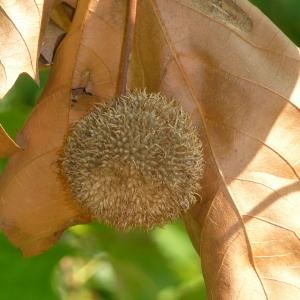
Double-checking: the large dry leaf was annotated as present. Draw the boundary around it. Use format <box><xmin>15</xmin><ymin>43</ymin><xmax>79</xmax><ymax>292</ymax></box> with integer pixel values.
<box><xmin>127</xmin><ymin>0</ymin><xmax>300</xmax><ymax>298</ymax></box>
<box><xmin>0</xmin><ymin>0</ymin><xmax>92</xmax><ymax>256</ymax></box>
<box><xmin>1</xmin><ymin>0</ymin><xmax>300</xmax><ymax>298</ymax></box>
<box><xmin>0</xmin><ymin>0</ymin><xmax>126</xmax><ymax>256</ymax></box>
<box><xmin>0</xmin><ymin>0</ymin><xmax>55</xmax><ymax>98</ymax></box>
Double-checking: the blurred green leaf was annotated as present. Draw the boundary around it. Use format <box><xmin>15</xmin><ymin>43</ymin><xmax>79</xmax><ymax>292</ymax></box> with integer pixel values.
<box><xmin>0</xmin><ymin>233</ymin><xmax>72</xmax><ymax>300</ymax></box>
<box><xmin>250</xmin><ymin>0</ymin><xmax>300</xmax><ymax>46</ymax></box>
<box><xmin>0</xmin><ymin>70</ymin><xmax>49</xmax><ymax>172</ymax></box>
<box><xmin>0</xmin><ymin>70</ymin><xmax>49</xmax><ymax>138</ymax></box>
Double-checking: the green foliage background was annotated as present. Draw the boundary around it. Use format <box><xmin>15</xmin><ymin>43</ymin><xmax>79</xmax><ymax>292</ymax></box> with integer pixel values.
<box><xmin>0</xmin><ymin>1</ymin><xmax>299</xmax><ymax>299</ymax></box>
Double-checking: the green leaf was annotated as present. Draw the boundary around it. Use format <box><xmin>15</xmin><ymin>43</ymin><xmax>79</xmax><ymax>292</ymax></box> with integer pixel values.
<box><xmin>0</xmin><ymin>233</ymin><xmax>71</xmax><ymax>300</ymax></box>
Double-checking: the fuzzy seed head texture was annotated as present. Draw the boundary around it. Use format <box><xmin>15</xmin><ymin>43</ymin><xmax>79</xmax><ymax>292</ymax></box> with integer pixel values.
<box><xmin>59</xmin><ymin>90</ymin><xmax>204</xmax><ymax>230</ymax></box>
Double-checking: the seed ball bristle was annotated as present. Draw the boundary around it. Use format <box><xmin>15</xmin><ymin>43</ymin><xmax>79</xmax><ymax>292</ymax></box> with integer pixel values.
<box><xmin>58</xmin><ymin>90</ymin><xmax>204</xmax><ymax>230</ymax></box>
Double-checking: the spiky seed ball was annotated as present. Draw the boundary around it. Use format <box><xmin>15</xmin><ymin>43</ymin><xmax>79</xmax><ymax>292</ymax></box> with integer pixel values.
<box><xmin>58</xmin><ymin>90</ymin><xmax>204</xmax><ymax>230</ymax></box>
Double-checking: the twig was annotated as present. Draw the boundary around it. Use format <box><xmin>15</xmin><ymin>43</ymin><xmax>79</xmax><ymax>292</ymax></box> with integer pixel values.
<box><xmin>116</xmin><ymin>0</ymin><xmax>138</xmax><ymax>96</ymax></box>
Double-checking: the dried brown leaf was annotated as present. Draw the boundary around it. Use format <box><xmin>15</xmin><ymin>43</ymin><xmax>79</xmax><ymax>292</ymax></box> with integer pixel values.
<box><xmin>40</xmin><ymin>20</ymin><xmax>65</xmax><ymax>64</ymax></box>
<box><xmin>50</xmin><ymin>2</ymin><xmax>72</xmax><ymax>32</ymax></box>
<box><xmin>0</xmin><ymin>0</ymin><xmax>55</xmax><ymax>98</ymax></box>
<box><xmin>0</xmin><ymin>0</ymin><xmax>93</xmax><ymax>256</ymax></box>
<box><xmin>0</xmin><ymin>0</ymin><xmax>127</xmax><ymax>256</ymax></box>
<box><xmin>127</xmin><ymin>0</ymin><xmax>300</xmax><ymax>298</ymax></box>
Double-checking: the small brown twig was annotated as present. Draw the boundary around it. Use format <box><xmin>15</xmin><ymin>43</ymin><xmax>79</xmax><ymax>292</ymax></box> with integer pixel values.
<box><xmin>116</xmin><ymin>0</ymin><xmax>138</xmax><ymax>97</ymax></box>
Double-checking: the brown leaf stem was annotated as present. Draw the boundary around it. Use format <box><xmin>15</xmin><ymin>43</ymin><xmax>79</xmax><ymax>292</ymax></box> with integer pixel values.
<box><xmin>116</xmin><ymin>0</ymin><xmax>138</xmax><ymax>96</ymax></box>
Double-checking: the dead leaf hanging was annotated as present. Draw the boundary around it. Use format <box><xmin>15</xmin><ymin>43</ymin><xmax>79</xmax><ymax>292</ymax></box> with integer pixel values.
<box><xmin>0</xmin><ymin>0</ymin><xmax>56</xmax><ymax>98</ymax></box>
